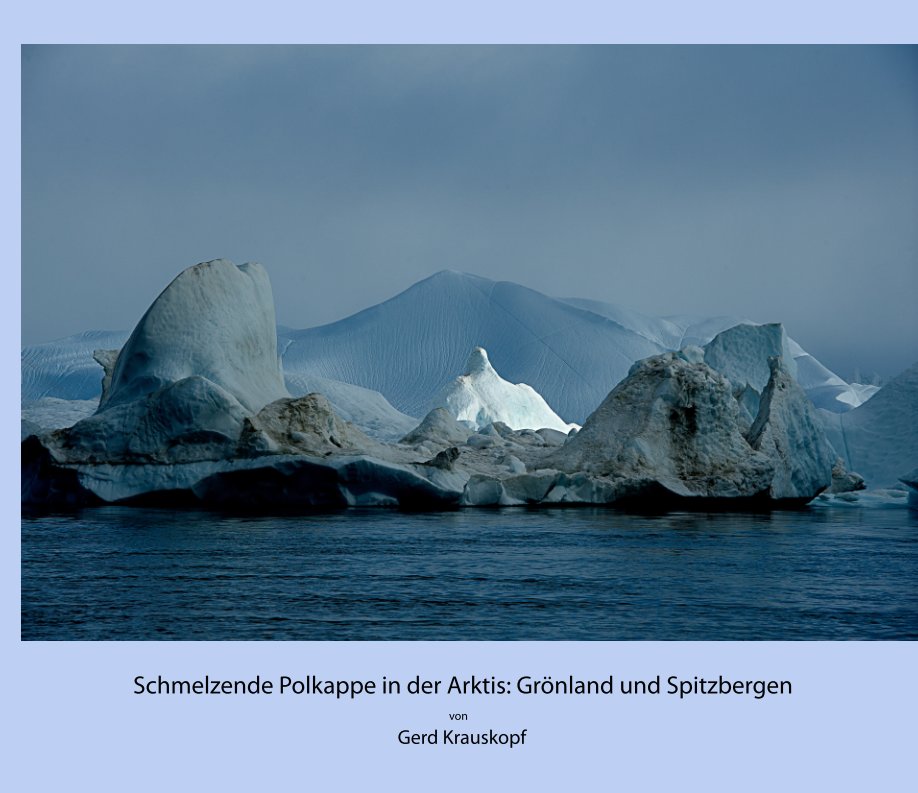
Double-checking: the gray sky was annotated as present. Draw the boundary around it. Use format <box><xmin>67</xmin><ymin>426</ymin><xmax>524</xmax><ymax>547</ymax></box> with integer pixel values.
<box><xmin>22</xmin><ymin>45</ymin><xmax>918</xmax><ymax>381</ymax></box>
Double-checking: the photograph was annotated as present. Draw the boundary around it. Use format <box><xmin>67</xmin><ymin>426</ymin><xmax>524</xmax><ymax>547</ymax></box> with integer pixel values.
<box><xmin>20</xmin><ymin>44</ymin><xmax>918</xmax><ymax>641</ymax></box>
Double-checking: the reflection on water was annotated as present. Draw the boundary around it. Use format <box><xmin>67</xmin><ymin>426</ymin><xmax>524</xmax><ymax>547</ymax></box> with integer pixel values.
<box><xmin>21</xmin><ymin>506</ymin><xmax>918</xmax><ymax>640</ymax></box>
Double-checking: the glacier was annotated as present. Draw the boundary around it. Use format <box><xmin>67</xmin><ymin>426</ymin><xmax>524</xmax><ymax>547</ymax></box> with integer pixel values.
<box><xmin>24</xmin><ymin>258</ymin><xmax>878</xmax><ymax>511</ymax></box>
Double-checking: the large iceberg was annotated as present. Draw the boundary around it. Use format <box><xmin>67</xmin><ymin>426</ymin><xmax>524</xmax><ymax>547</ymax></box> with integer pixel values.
<box><xmin>21</xmin><ymin>261</ymin><xmax>456</xmax><ymax>508</ymax></box>
<box><xmin>545</xmin><ymin>351</ymin><xmax>831</xmax><ymax>504</ymax></box>
<box><xmin>432</xmin><ymin>347</ymin><xmax>579</xmax><ymax>433</ymax></box>
<box><xmin>548</xmin><ymin>351</ymin><xmax>773</xmax><ymax>499</ymax></box>
<box><xmin>100</xmin><ymin>259</ymin><xmax>289</xmax><ymax>414</ymax></box>
<box><xmin>20</xmin><ymin>260</ymin><xmax>863</xmax><ymax>511</ymax></box>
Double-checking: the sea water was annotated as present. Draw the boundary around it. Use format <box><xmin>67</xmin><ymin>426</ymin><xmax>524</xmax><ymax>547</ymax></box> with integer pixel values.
<box><xmin>21</xmin><ymin>506</ymin><xmax>918</xmax><ymax>640</ymax></box>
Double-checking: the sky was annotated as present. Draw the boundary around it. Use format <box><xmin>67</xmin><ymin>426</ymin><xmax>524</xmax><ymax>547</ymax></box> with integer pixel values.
<box><xmin>21</xmin><ymin>45</ymin><xmax>918</xmax><ymax>381</ymax></box>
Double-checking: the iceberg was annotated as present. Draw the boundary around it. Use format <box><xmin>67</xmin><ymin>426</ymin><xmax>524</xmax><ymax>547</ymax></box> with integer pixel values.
<box><xmin>21</xmin><ymin>260</ymin><xmax>458</xmax><ymax>508</ymax></box>
<box><xmin>100</xmin><ymin>259</ymin><xmax>289</xmax><ymax>414</ymax></box>
<box><xmin>283</xmin><ymin>372</ymin><xmax>417</xmax><ymax>442</ymax></box>
<box><xmin>703</xmin><ymin>323</ymin><xmax>798</xmax><ymax>399</ymax></box>
<box><xmin>400</xmin><ymin>407</ymin><xmax>474</xmax><ymax>449</ymax></box>
<box><xmin>901</xmin><ymin>468</ymin><xmax>918</xmax><ymax>510</ymax></box>
<box><xmin>432</xmin><ymin>347</ymin><xmax>579</xmax><ymax>433</ymax></box>
<box><xmin>819</xmin><ymin>362</ymin><xmax>918</xmax><ymax>488</ymax></box>
<box><xmin>23</xmin><ymin>271</ymin><xmax>870</xmax><ymax>431</ymax></box>
<box><xmin>20</xmin><ymin>259</ymin><xmax>869</xmax><ymax>511</ymax></box>
<box><xmin>547</xmin><ymin>351</ymin><xmax>775</xmax><ymax>501</ymax></box>
<box><xmin>459</xmin><ymin>352</ymin><xmax>837</xmax><ymax>507</ymax></box>
<box><xmin>746</xmin><ymin>357</ymin><xmax>835</xmax><ymax>500</ymax></box>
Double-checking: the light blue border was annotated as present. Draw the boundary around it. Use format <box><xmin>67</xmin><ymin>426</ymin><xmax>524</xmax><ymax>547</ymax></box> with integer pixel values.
<box><xmin>7</xmin><ymin>4</ymin><xmax>918</xmax><ymax>789</ymax></box>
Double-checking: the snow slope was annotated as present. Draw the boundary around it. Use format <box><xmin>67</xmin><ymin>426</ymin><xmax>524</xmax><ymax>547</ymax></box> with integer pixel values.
<box><xmin>561</xmin><ymin>298</ymin><xmax>738</xmax><ymax>351</ymax></box>
<box><xmin>433</xmin><ymin>347</ymin><xmax>579</xmax><ymax>432</ymax></box>
<box><xmin>21</xmin><ymin>330</ymin><xmax>129</xmax><ymax>401</ymax></box>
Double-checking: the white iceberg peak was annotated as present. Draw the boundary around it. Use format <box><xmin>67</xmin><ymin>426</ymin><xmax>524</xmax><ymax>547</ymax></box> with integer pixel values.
<box><xmin>465</xmin><ymin>347</ymin><xmax>492</xmax><ymax>375</ymax></box>
<box><xmin>435</xmin><ymin>346</ymin><xmax>580</xmax><ymax>434</ymax></box>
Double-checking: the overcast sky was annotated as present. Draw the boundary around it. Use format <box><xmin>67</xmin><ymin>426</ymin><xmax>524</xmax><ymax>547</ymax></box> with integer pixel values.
<box><xmin>22</xmin><ymin>45</ymin><xmax>918</xmax><ymax>380</ymax></box>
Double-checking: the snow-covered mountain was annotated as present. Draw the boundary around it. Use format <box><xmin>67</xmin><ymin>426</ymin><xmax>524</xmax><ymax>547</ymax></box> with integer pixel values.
<box><xmin>434</xmin><ymin>347</ymin><xmax>579</xmax><ymax>433</ymax></box>
<box><xmin>22</xmin><ymin>269</ymin><xmax>874</xmax><ymax>430</ymax></box>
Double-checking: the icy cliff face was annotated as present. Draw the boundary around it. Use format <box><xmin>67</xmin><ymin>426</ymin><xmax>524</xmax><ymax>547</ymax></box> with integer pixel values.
<box><xmin>702</xmin><ymin>322</ymin><xmax>876</xmax><ymax>414</ymax></box>
<box><xmin>548</xmin><ymin>351</ymin><xmax>774</xmax><ymax>499</ymax></box>
<box><xmin>819</xmin><ymin>362</ymin><xmax>918</xmax><ymax>488</ymax></box>
<box><xmin>747</xmin><ymin>357</ymin><xmax>835</xmax><ymax>500</ymax></box>
<box><xmin>433</xmin><ymin>347</ymin><xmax>579</xmax><ymax>433</ymax></box>
<box><xmin>93</xmin><ymin>349</ymin><xmax>119</xmax><ymax>403</ymax></box>
<box><xmin>703</xmin><ymin>323</ymin><xmax>798</xmax><ymax>398</ymax></box>
<box><xmin>46</xmin><ymin>376</ymin><xmax>250</xmax><ymax>465</ymax></box>
<box><xmin>101</xmin><ymin>259</ymin><xmax>289</xmax><ymax>414</ymax></box>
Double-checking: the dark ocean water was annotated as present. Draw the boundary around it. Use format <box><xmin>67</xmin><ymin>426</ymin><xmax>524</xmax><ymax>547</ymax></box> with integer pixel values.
<box><xmin>21</xmin><ymin>506</ymin><xmax>918</xmax><ymax>640</ymax></box>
